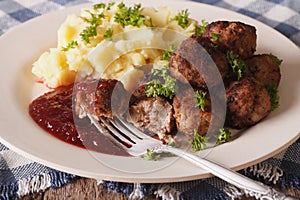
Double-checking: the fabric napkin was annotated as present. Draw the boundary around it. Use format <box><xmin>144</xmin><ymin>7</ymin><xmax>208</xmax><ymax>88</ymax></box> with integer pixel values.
<box><xmin>0</xmin><ymin>0</ymin><xmax>299</xmax><ymax>199</ymax></box>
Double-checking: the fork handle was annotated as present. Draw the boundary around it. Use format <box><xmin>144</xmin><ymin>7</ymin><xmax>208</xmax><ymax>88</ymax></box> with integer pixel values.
<box><xmin>161</xmin><ymin>146</ymin><xmax>298</xmax><ymax>200</ymax></box>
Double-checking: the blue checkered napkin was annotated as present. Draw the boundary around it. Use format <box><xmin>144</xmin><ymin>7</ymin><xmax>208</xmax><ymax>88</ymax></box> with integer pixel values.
<box><xmin>0</xmin><ymin>0</ymin><xmax>89</xmax><ymax>35</ymax></box>
<box><xmin>0</xmin><ymin>143</ymin><xmax>78</xmax><ymax>199</ymax></box>
<box><xmin>0</xmin><ymin>0</ymin><xmax>300</xmax><ymax>200</ymax></box>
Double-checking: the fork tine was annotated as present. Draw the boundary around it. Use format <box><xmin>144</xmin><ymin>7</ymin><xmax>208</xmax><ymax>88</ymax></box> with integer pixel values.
<box><xmin>100</xmin><ymin>117</ymin><xmax>135</xmax><ymax>146</ymax></box>
<box><xmin>85</xmin><ymin>113</ymin><xmax>129</xmax><ymax>148</ymax></box>
<box><xmin>115</xmin><ymin>117</ymin><xmax>153</xmax><ymax>139</ymax></box>
<box><xmin>108</xmin><ymin>118</ymin><xmax>141</xmax><ymax>141</ymax></box>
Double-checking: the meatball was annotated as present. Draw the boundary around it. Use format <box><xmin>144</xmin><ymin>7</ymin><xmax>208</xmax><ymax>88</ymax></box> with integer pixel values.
<box><xmin>169</xmin><ymin>36</ymin><xmax>229</xmax><ymax>89</ymax></box>
<box><xmin>74</xmin><ymin>79</ymin><xmax>128</xmax><ymax>119</ymax></box>
<box><xmin>225</xmin><ymin>77</ymin><xmax>271</xmax><ymax>129</ymax></box>
<box><xmin>245</xmin><ymin>54</ymin><xmax>281</xmax><ymax>88</ymax></box>
<box><xmin>127</xmin><ymin>96</ymin><xmax>175</xmax><ymax>139</ymax></box>
<box><xmin>203</xmin><ymin>21</ymin><xmax>257</xmax><ymax>58</ymax></box>
<box><xmin>173</xmin><ymin>86</ymin><xmax>224</xmax><ymax>139</ymax></box>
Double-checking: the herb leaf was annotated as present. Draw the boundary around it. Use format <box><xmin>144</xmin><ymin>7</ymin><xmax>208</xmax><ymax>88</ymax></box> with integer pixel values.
<box><xmin>61</xmin><ymin>40</ymin><xmax>78</xmax><ymax>51</ymax></box>
<box><xmin>195</xmin><ymin>19</ymin><xmax>208</xmax><ymax>36</ymax></box>
<box><xmin>267</xmin><ymin>84</ymin><xmax>280</xmax><ymax>110</ymax></box>
<box><xmin>211</xmin><ymin>32</ymin><xmax>219</xmax><ymax>41</ymax></box>
<box><xmin>145</xmin><ymin>66</ymin><xmax>177</xmax><ymax>99</ymax></box>
<box><xmin>217</xmin><ymin>128</ymin><xmax>232</xmax><ymax>144</ymax></box>
<box><xmin>269</xmin><ymin>53</ymin><xmax>283</xmax><ymax>66</ymax></box>
<box><xmin>93</xmin><ymin>3</ymin><xmax>106</xmax><ymax>10</ymax></box>
<box><xmin>143</xmin><ymin>149</ymin><xmax>161</xmax><ymax>161</ymax></box>
<box><xmin>160</xmin><ymin>45</ymin><xmax>176</xmax><ymax>61</ymax></box>
<box><xmin>93</xmin><ymin>2</ymin><xmax>115</xmax><ymax>10</ymax></box>
<box><xmin>171</xmin><ymin>9</ymin><xmax>190</xmax><ymax>28</ymax></box>
<box><xmin>104</xmin><ymin>28</ymin><xmax>113</xmax><ymax>40</ymax></box>
<box><xmin>195</xmin><ymin>90</ymin><xmax>207</xmax><ymax>111</ymax></box>
<box><xmin>226</xmin><ymin>51</ymin><xmax>247</xmax><ymax>80</ymax></box>
<box><xmin>190</xmin><ymin>129</ymin><xmax>208</xmax><ymax>151</ymax></box>
<box><xmin>114</xmin><ymin>3</ymin><xmax>148</xmax><ymax>27</ymax></box>
<box><xmin>80</xmin><ymin>12</ymin><xmax>105</xmax><ymax>43</ymax></box>
<box><xmin>80</xmin><ymin>25</ymin><xmax>97</xmax><ymax>43</ymax></box>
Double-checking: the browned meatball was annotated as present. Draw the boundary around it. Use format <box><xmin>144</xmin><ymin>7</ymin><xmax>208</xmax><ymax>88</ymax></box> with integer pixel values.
<box><xmin>226</xmin><ymin>77</ymin><xmax>271</xmax><ymax>129</ymax></box>
<box><xmin>169</xmin><ymin>36</ymin><xmax>229</xmax><ymax>89</ymax></box>
<box><xmin>127</xmin><ymin>96</ymin><xmax>175</xmax><ymax>139</ymax></box>
<box><xmin>203</xmin><ymin>21</ymin><xmax>256</xmax><ymax>58</ymax></box>
<box><xmin>74</xmin><ymin>79</ymin><xmax>128</xmax><ymax>119</ymax></box>
<box><xmin>173</xmin><ymin>87</ymin><xmax>224</xmax><ymax>139</ymax></box>
<box><xmin>245</xmin><ymin>54</ymin><xmax>281</xmax><ymax>88</ymax></box>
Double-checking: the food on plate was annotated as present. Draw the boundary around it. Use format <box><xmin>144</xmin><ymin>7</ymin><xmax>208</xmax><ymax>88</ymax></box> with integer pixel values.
<box><xmin>128</xmin><ymin>96</ymin><xmax>175</xmax><ymax>140</ymax></box>
<box><xmin>29</xmin><ymin>2</ymin><xmax>282</xmax><ymax>154</ymax></box>
<box><xmin>173</xmin><ymin>86</ymin><xmax>223</xmax><ymax>139</ymax></box>
<box><xmin>225</xmin><ymin>77</ymin><xmax>272</xmax><ymax>129</ymax></box>
<box><xmin>244</xmin><ymin>54</ymin><xmax>282</xmax><ymax>88</ymax></box>
<box><xmin>29</xmin><ymin>84</ymin><xmax>129</xmax><ymax>155</ymax></box>
<box><xmin>32</xmin><ymin>2</ymin><xmax>198</xmax><ymax>88</ymax></box>
<box><xmin>74</xmin><ymin>79</ymin><xmax>128</xmax><ymax>119</ymax></box>
<box><xmin>169</xmin><ymin>36</ymin><xmax>229</xmax><ymax>88</ymax></box>
<box><xmin>202</xmin><ymin>21</ymin><xmax>257</xmax><ymax>58</ymax></box>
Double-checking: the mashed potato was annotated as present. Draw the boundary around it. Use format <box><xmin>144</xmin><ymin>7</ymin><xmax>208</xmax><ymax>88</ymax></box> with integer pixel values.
<box><xmin>32</xmin><ymin>2</ymin><xmax>199</xmax><ymax>89</ymax></box>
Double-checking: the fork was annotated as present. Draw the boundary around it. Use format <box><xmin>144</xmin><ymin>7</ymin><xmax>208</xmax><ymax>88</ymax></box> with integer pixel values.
<box><xmin>88</xmin><ymin>114</ymin><xmax>297</xmax><ymax>200</ymax></box>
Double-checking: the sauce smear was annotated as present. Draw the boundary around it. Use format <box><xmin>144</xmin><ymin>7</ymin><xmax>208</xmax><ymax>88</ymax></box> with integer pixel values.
<box><xmin>29</xmin><ymin>84</ymin><xmax>128</xmax><ymax>156</ymax></box>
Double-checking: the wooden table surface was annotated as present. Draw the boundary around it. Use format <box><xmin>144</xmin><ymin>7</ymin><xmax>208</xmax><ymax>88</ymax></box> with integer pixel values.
<box><xmin>20</xmin><ymin>178</ymin><xmax>300</xmax><ymax>199</ymax></box>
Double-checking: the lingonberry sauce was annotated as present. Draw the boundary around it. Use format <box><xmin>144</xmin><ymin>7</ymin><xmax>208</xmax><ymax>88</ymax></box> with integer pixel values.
<box><xmin>29</xmin><ymin>84</ymin><xmax>128</xmax><ymax>156</ymax></box>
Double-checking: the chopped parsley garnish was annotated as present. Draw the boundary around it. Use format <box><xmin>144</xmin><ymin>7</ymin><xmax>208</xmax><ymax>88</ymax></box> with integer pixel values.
<box><xmin>267</xmin><ymin>84</ymin><xmax>280</xmax><ymax>110</ymax></box>
<box><xmin>217</xmin><ymin>128</ymin><xmax>232</xmax><ymax>144</ymax></box>
<box><xmin>171</xmin><ymin>9</ymin><xmax>190</xmax><ymax>28</ymax></box>
<box><xmin>195</xmin><ymin>90</ymin><xmax>207</xmax><ymax>111</ymax></box>
<box><xmin>104</xmin><ymin>28</ymin><xmax>113</xmax><ymax>40</ymax></box>
<box><xmin>93</xmin><ymin>2</ymin><xmax>115</xmax><ymax>10</ymax></box>
<box><xmin>114</xmin><ymin>3</ymin><xmax>149</xmax><ymax>27</ymax></box>
<box><xmin>93</xmin><ymin>3</ymin><xmax>106</xmax><ymax>10</ymax></box>
<box><xmin>88</xmin><ymin>12</ymin><xmax>105</xmax><ymax>26</ymax></box>
<box><xmin>195</xmin><ymin>19</ymin><xmax>208</xmax><ymax>36</ymax></box>
<box><xmin>226</xmin><ymin>51</ymin><xmax>247</xmax><ymax>80</ymax></box>
<box><xmin>269</xmin><ymin>53</ymin><xmax>283</xmax><ymax>66</ymax></box>
<box><xmin>160</xmin><ymin>45</ymin><xmax>176</xmax><ymax>61</ymax></box>
<box><xmin>61</xmin><ymin>40</ymin><xmax>78</xmax><ymax>51</ymax></box>
<box><xmin>190</xmin><ymin>129</ymin><xmax>208</xmax><ymax>151</ymax></box>
<box><xmin>80</xmin><ymin>12</ymin><xmax>105</xmax><ymax>43</ymax></box>
<box><xmin>145</xmin><ymin>66</ymin><xmax>177</xmax><ymax>99</ymax></box>
<box><xmin>80</xmin><ymin>25</ymin><xmax>97</xmax><ymax>43</ymax></box>
<box><xmin>211</xmin><ymin>32</ymin><xmax>219</xmax><ymax>41</ymax></box>
<box><xmin>143</xmin><ymin>149</ymin><xmax>161</xmax><ymax>161</ymax></box>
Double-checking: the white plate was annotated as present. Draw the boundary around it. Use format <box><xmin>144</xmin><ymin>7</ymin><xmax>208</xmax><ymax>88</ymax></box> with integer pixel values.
<box><xmin>0</xmin><ymin>0</ymin><xmax>299</xmax><ymax>183</ymax></box>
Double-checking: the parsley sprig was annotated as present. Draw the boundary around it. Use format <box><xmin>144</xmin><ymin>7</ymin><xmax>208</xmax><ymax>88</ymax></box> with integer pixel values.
<box><xmin>114</xmin><ymin>3</ymin><xmax>150</xmax><ymax>27</ymax></box>
<box><xmin>226</xmin><ymin>51</ymin><xmax>247</xmax><ymax>80</ymax></box>
<box><xmin>171</xmin><ymin>9</ymin><xmax>190</xmax><ymax>29</ymax></box>
<box><xmin>80</xmin><ymin>12</ymin><xmax>105</xmax><ymax>43</ymax></box>
<box><xmin>217</xmin><ymin>128</ymin><xmax>232</xmax><ymax>144</ymax></box>
<box><xmin>211</xmin><ymin>32</ymin><xmax>219</xmax><ymax>41</ymax></box>
<box><xmin>145</xmin><ymin>66</ymin><xmax>177</xmax><ymax>99</ymax></box>
<box><xmin>195</xmin><ymin>90</ymin><xmax>207</xmax><ymax>111</ymax></box>
<box><xmin>104</xmin><ymin>28</ymin><xmax>113</xmax><ymax>40</ymax></box>
<box><xmin>61</xmin><ymin>40</ymin><xmax>78</xmax><ymax>51</ymax></box>
<box><xmin>93</xmin><ymin>2</ymin><xmax>115</xmax><ymax>10</ymax></box>
<box><xmin>143</xmin><ymin>149</ymin><xmax>161</xmax><ymax>161</ymax></box>
<box><xmin>160</xmin><ymin>45</ymin><xmax>176</xmax><ymax>61</ymax></box>
<box><xmin>190</xmin><ymin>129</ymin><xmax>208</xmax><ymax>151</ymax></box>
<box><xmin>269</xmin><ymin>53</ymin><xmax>283</xmax><ymax>66</ymax></box>
<box><xmin>195</xmin><ymin>19</ymin><xmax>208</xmax><ymax>36</ymax></box>
<box><xmin>267</xmin><ymin>84</ymin><xmax>280</xmax><ymax>110</ymax></box>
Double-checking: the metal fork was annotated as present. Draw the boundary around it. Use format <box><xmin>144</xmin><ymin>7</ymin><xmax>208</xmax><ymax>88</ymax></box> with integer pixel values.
<box><xmin>88</xmin><ymin>114</ymin><xmax>297</xmax><ymax>200</ymax></box>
